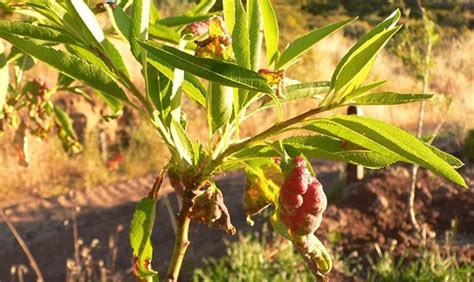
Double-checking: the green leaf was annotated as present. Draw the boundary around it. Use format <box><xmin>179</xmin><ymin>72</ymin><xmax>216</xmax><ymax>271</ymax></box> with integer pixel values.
<box><xmin>58</xmin><ymin>73</ymin><xmax>74</xmax><ymax>88</ymax></box>
<box><xmin>247</xmin><ymin>0</ymin><xmax>263</xmax><ymax>71</ymax></box>
<box><xmin>0</xmin><ymin>33</ymin><xmax>129</xmax><ymax>103</ymax></box>
<box><xmin>130</xmin><ymin>0</ymin><xmax>150</xmax><ymax>60</ymax></box>
<box><xmin>283</xmin><ymin>81</ymin><xmax>330</xmax><ymax>102</ymax></box>
<box><xmin>331</xmin><ymin>10</ymin><xmax>401</xmax><ymax>89</ymax></box>
<box><xmin>95</xmin><ymin>90</ymin><xmax>123</xmax><ymax>116</ymax></box>
<box><xmin>208</xmin><ymin>83</ymin><xmax>233</xmax><ymax>133</ymax></box>
<box><xmin>157</xmin><ymin>14</ymin><xmax>215</xmax><ymax>27</ymax></box>
<box><xmin>67</xmin><ymin>0</ymin><xmax>106</xmax><ymax>43</ymax></box>
<box><xmin>66</xmin><ymin>45</ymin><xmax>115</xmax><ymax>77</ymax></box>
<box><xmin>259</xmin><ymin>0</ymin><xmax>279</xmax><ymax>65</ymax></box>
<box><xmin>67</xmin><ymin>0</ymin><xmax>129</xmax><ymax>77</ymax></box>
<box><xmin>170</xmin><ymin>120</ymin><xmax>194</xmax><ymax>165</ymax></box>
<box><xmin>333</xmin><ymin>26</ymin><xmax>401</xmax><ymax>98</ymax></box>
<box><xmin>146</xmin><ymin>58</ymin><xmax>206</xmax><ymax>106</ymax></box>
<box><xmin>106</xmin><ymin>6</ymin><xmax>132</xmax><ymax>40</ymax></box>
<box><xmin>146</xmin><ymin>65</ymin><xmax>163</xmax><ymax>112</ymax></box>
<box><xmin>190</xmin><ymin>0</ymin><xmax>216</xmax><ymax>15</ymax></box>
<box><xmin>0</xmin><ymin>40</ymin><xmax>8</xmax><ymax>116</ymax></box>
<box><xmin>140</xmin><ymin>40</ymin><xmax>272</xmax><ymax>92</ymax></box>
<box><xmin>0</xmin><ymin>21</ymin><xmax>76</xmax><ymax>44</ymax></box>
<box><xmin>341</xmin><ymin>80</ymin><xmax>386</xmax><ymax>101</ymax></box>
<box><xmin>129</xmin><ymin>197</ymin><xmax>159</xmax><ymax>280</ymax></box>
<box><xmin>348</xmin><ymin>92</ymin><xmax>433</xmax><ymax>105</ymax></box>
<box><xmin>149</xmin><ymin>24</ymin><xmax>180</xmax><ymax>44</ymax></box>
<box><xmin>53</xmin><ymin>105</ymin><xmax>76</xmax><ymax>138</ymax></box>
<box><xmin>28</xmin><ymin>0</ymin><xmax>67</xmax><ymax>26</ymax></box>
<box><xmin>223</xmin><ymin>0</ymin><xmax>251</xmax><ymax>69</ymax></box>
<box><xmin>282</xmin><ymin>135</ymin><xmax>398</xmax><ymax>168</ymax></box>
<box><xmin>276</xmin><ymin>18</ymin><xmax>355</xmax><ymax>70</ymax></box>
<box><xmin>328</xmin><ymin>10</ymin><xmax>401</xmax><ymax>103</ymax></box>
<box><xmin>305</xmin><ymin>115</ymin><xmax>467</xmax><ymax>187</ymax></box>
<box><xmin>423</xmin><ymin>141</ymin><xmax>464</xmax><ymax>169</ymax></box>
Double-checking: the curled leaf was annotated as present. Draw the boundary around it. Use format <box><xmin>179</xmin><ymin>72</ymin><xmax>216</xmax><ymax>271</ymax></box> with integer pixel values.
<box><xmin>189</xmin><ymin>183</ymin><xmax>236</xmax><ymax>235</ymax></box>
<box><xmin>243</xmin><ymin>160</ymin><xmax>282</xmax><ymax>218</ymax></box>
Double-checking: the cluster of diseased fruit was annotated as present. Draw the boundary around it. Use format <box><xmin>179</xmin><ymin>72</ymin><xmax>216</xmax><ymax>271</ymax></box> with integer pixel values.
<box><xmin>243</xmin><ymin>155</ymin><xmax>332</xmax><ymax>275</ymax></box>
<box><xmin>279</xmin><ymin>156</ymin><xmax>327</xmax><ymax>236</ymax></box>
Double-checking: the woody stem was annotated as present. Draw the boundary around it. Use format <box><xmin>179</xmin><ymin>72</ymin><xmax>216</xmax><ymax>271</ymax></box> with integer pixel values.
<box><xmin>166</xmin><ymin>189</ymin><xmax>194</xmax><ymax>281</ymax></box>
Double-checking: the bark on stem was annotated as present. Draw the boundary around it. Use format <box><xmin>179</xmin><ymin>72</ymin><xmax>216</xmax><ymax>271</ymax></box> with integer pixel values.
<box><xmin>166</xmin><ymin>189</ymin><xmax>194</xmax><ymax>282</ymax></box>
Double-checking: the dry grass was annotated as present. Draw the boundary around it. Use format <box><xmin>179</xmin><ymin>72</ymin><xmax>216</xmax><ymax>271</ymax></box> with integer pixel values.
<box><xmin>1</xmin><ymin>4</ymin><xmax>473</xmax><ymax>204</ymax></box>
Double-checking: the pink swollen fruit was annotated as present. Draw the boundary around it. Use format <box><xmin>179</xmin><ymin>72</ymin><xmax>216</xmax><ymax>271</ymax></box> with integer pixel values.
<box><xmin>279</xmin><ymin>157</ymin><xmax>327</xmax><ymax>236</ymax></box>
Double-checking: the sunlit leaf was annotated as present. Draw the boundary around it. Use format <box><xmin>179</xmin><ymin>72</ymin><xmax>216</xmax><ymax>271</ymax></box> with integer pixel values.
<box><xmin>247</xmin><ymin>0</ymin><xmax>263</xmax><ymax>71</ymax></box>
<box><xmin>275</xmin><ymin>18</ymin><xmax>355</xmax><ymax>70</ymax></box>
<box><xmin>130</xmin><ymin>197</ymin><xmax>159</xmax><ymax>280</ymax></box>
<box><xmin>0</xmin><ymin>33</ymin><xmax>129</xmax><ymax>103</ymax></box>
<box><xmin>190</xmin><ymin>0</ymin><xmax>216</xmax><ymax>15</ymax></box>
<box><xmin>305</xmin><ymin>115</ymin><xmax>466</xmax><ymax>187</ymax></box>
<box><xmin>223</xmin><ymin>0</ymin><xmax>251</xmax><ymax>69</ymax></box>
<box><xmin>0</xmin><ymin>21</ymin><xmax>76</xmax><ymax>44</ymax></box>
<box><xmin>170</xmin><ymin>120</ymin><xmax>194</xmax><ymax>165</ymax></box>
<box><xmin>259</xmin><ymin>0</ymin><xmax>279</xmax><ymax>65</ymax></box>
<box><xmin>140</xmin><ymin>40</ymin><xmax>272</xmax><ymax>92</ymax></box>
<box><xmin>208</xmin><ymin>83</ymin><xmax>233</xmax><ymax>133</ymax></box>
<box><xmin>348</xmin><ymin>92</ymin><xmax>433</xmax><ymax>105</ymax></box>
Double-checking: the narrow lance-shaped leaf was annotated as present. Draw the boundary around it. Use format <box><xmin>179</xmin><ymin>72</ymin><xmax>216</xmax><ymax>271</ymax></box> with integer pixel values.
<box><xmin>305</xmin><ymin>115</ymin><xmax>467</xmax><ymax>187</ymax></box>
<box><xmin>170</xmin><ymin>120</ymin><xmax>194</xmax><ymax>165</ymax></box>
<box><xmin>148</xmin><ymin>24</ymin><xmax>181</xmax><ymax>44</ymax></box>
<box><xmin>0</xmin><ymin>33</ymin><xmax>129</xmax><ymax>103</ymax></box>
<box><xmin>333</xmin><ymin>26</ymin><xmax>401</xmax><ymax>99</ymax></box>
<box><xmin>208</xmin><ymin>83</ymin><xmax>234</xmax><ymax>133</ymax></box>
<box><xmin>223</xmin><ymin>0</ymin><xmax>251</xmax><ymax>69</ymax></box>
<box><xmin>53</xmin><ymin>105</ymin><xmax>77</xmax><ymax>139</ymax></box>
<box><xmin>283</xmin><ymin>81</ymin><xmax>330</xmax><ymax>102</ymax></box>
<box><xmin>0</xmin><ymin>21</ymin><xmax>77</xmax><ymax>44</ymax></box>
<box><xmin>423</xmin><ymin>141</ymin><xmax>464</xmax><ymax>169</ymax></box>
<box><xmin>67</xmin><ymin>0</ymin><xmax>130</xmax><ymax>77</ymax></box>
<box><xmin>259</xmin><ymin>0</ymin><xmax>279</xmax><ymax>65</ymax></box>
<box><xmin>129</xmin><ymin>197</ymin><xmax>159</xmax><ymax>280</ymax></box>
<box><xmin>281</xmin><ymin>135</ymin><xmax>398</xmax><ymax>168</ymax></box>
<box><xmin>348</xmin><ymin>92</ymin><xmax>433</xmax><ymax>105</ymax></box>
<box><xmin>190</xmin><ymin>0</ymin><xmax>216</xmax><ymax>15</ymax></box>
<box><xmin>331</xmin><ymin>10</ymin><xmax>401</xmax><ymax>89</ymax></box>
<box><xmin>95</xmin><ymin>91</ymin><xmax>123</xmax><ymax>117</ymax></box>
<box><xmin>28</xmin><ymin>0</ymin><xmax>68</xmax><ymax>26</ymax></box>
<box><xmin>223</xmin><ymin>0</ymin><xmax>251</xmax><ymax>108</ymax></box>
<box><xmin>275</xmin><ymin>18</ymin><xmax>355</xmax><ymax>70</ymax></box>
<box><xmin>106</xmin><ymin>6</ymin><xmax>132</xmax><ymax>40</ymax></box>
<box><xmin>130</xmin><ymin>0</ymin><xmax>150</xmax><ymax>60</ymax></box>
<box><xmin>247</xmin><ymin>0</ymin><xmax>263</xmax><ymax>71</ymax></box>
<box><xmin>147</xmin><ymin>58</ymin><xmax>206</xmax><ymax>107</ymax></box>
<box><xmin>341</xmin><ymin>80</ymin><xmax>386</xmax><ymax>101</ymax></box>
<box><xmin>140</xmin><ymin>40</ymin><xmax>272</xmax><ymax>92</ymax></box>
<box><xmin>157</xmin><ymin>14</ymin><xmax>216</xmax><ymax>27</ymax></box>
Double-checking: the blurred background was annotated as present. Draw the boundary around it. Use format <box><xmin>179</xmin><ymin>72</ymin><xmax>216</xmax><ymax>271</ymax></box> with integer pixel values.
<box><xmin>0</xmin><ymin>0</ymin><xmax>472</xmax><ymax>281</ymax></box>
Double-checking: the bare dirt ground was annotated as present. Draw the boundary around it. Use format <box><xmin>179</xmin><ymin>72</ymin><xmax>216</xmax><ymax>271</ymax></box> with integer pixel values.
<box><xmin>0</xmin><ymin>161</ymin><xmax>472</xmax><ymax>281</ymax></box>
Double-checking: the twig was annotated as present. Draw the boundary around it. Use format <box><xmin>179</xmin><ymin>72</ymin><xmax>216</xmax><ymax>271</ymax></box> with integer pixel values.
<box><xmin>408</xmin><ymin>0</ymin><xmax>433</xmax><ymax>232</ymax></box>
<box><xmin>1</xmin><ymin>209</ymin><xmax>44</xmax><ymax>282</ymax></box>
<box><xmin>166</xmin><ymin>188</ymin><xmax>197</xmax><ymax>281</ymax></box>
<box><xmin>294</xmin><ymin>246</ymin><xmax>327</xmax><ymax>282</ymax></box>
